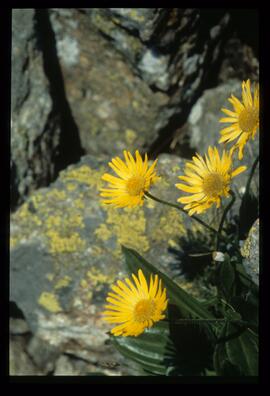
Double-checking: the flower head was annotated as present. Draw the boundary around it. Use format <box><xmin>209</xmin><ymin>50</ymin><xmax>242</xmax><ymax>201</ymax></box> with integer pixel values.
<box><xmin>175</xmin><ymin>146</ymin><xmax>246</xmax><ymax>216</ymax></box>
<box><xmin>103</xmin><ymin>269</ymin><xmax>168</xmax><ymax>337</ymax></box>
<box><xmin>219</xmin><ymin>79</ymin><xmax>259</xmax><ymax>160</ymax></box>
<box><xmin>100</xmin><ymin>150</ymin><xmax>158</xmax><ymax>208</ymax></box>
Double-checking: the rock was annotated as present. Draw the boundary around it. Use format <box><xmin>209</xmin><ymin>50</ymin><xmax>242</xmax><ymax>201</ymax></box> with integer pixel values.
<box><xmin>10</xmin><ymin>318</ymin><xmax>30</xmax><ymax>335</ymax></box>
<box><xmin>10</xmin><ymin>153</ymin><xmax>216</xmax><ymax>372</ymax></box>
<box><xmin>9</xmin><ymin>336</ymin><xmax>43</xmax><ymax>375</ymax></box>
<box><xmin>11</xmin><ymin>9</ymin><xmax>83</xmax><ymax>210</ymax></box>
<box><xmin>11</xmin><ymin>10</ymin><xmax>60</xmax><ymax>209</ymax></box>
<box><xmin>26</xmin><ymin>335</ymin><xmax>61</xmax><ymax>373</ymax></box>
<box><xmin>88</xmin><ymin>9</ymin><xmax>232</xmax><ymax>149</ymax></box>
<box><xmin>177</xmin><ymin>79</ymin><xmax>259</xmax><ymax>205</ymax></box>
<box><xmin>49</xmin><ymin>9</ymin><xmax>168</xmax><ymax>157</ymax></box>
<box><xmin>240</xmin><ymin>219</ymin><xmax>259</xmax><ymax>286</ymax></box>
<box><xmin>218</xmin><ymin>38</ymin><xmax>259</xmax><ymax>83</ymax></box>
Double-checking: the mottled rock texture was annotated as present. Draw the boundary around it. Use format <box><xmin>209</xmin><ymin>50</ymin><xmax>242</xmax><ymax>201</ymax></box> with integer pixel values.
<box><xmin>11</xmin><ymin>8</ymin><xmax>258</xmax><ymax>210</ymax></box>
<box><xmin>241</xmin><ymin>219</ymin><xmax>259</xmax><ymax>286</ymax></box>
<box><xmin>10</xmin><ymin>154</ymin><xmax>218</xmax><ymax>375</ymax></box>
<box><xmin>11</xmin><ymin>8</ymin><xmax>259</xmax><ymax>375</ymax></box>
<box><xmin>11</xmin><ymin>9</ymin><xmax>58</xmax><ymax>208</ymax></box>
<box><xmin>11</xmin><ymin>9</ymin><xmax>83</xmax><ymax>210</ymax></box>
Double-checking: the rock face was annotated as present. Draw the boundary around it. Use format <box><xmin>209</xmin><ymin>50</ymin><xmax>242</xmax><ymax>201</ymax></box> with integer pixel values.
<box><xmin>86</xmin><ymin>9</ymin><xmax>233</xmax><ymax>154</ymax></box>
<box><xmin>11</xmin><ymin>8</ymin><xmax>259</xmax><ymax>375</ymax></box>
<box><xmin>175</xmin><ymin>79</ymin><xmax>259</xmax><ymax>209</ymax></box>
<box><xmin>241</xmin><ymin>219</ymin><xmax>259</xmax><ymax>286</ymax></box>
<box><xmin>10</xmin><ymin>153</ymin><xmax>216</xmax><ymax>375</ymax></box>
<box><xmin>11</xmin><ymin>9</ymin><xmax>83</xmax><ymax>210</ymax></box>
<box><xmin>12</xmin><ymin>8</ymin><xmax>258</xmax><ymax>210</ymax></box>
<box><xmin>48</xmin><ymin>8</ymin><xmax>168</xmax><ymax>157</ymax></box>
<box><xmin>11</xmin><ymin>9</ymin><xmax>59</xmax><ymax>208</ymax></box>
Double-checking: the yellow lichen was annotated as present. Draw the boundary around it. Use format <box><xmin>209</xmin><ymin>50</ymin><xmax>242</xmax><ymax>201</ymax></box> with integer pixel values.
<box><xmin>74</xmin><ymin>198</ymin><xmax>85</xmax><ymax>209</ymax></box>
<box><xmin>60</xmin><ymin>165</ymin><xmax>106</xmax><ymax>191</ymax></box>
<box><xmin>86</xmin><ymin>267</ymin><xmax>114</xmax><ymax>286</ymax></box>
<box><xmin>38</xmin><ymin>292</ymin><xmax>62</xmax><ymax>313</ymax></box>
<box><xmin>66</xmin><ymin>213</ymin><xmax>84</xmax><ymax>228</ymax></box>
<box><xmin>54</xmin><ymin>276</ymin><xmax>72</xmax><ymax>289</ymax></box>
<box><xmin>46</xmin><ymin>230</ymin><xmax>86</xmax><ymax>254</ymax></box>
<box><xmin>172</xmin><ymin>165</ymin><xmax>181</xmax><ymax>173</ymax></box>
<box><xmin>152</xmin><ymin>208</ymin><xmax>186</xmax><ymax>244</ymax></box>
<box><xmin>32</xmin><ymin>215</ymin><xmax>43</xmax><ymax>226</ymax></box>
<box><xmin>46</xmin><ymin>273</ymin><xmax>55</xmax><ymax>282</ymax></box>
<box><xmin>10</xmin><ymin>237</ymin><xmax>19</xmax><ymax>249</ymax></box>
<box><xmin>46</xmin><ymin>189</ymin><xmax>67</xmax><ymax>201</ymax></box>
<box><xmin>125</xmin><ymin>129</ymin><xmax>137</xmax><ymax>145</ymax></box>
<box><xmin>66</xmin><ymin>183</ymin><xmax>77</xmax><ymax>191</ymax></box>
<box><xmin>94</xmin><ymin>206</ymin><xmax>149</xmax><ymax>257</ymax></box>
<box><xmin>94</xmin><ymin>224</ymin><xmax>112</xmax><ymax>241</ymax></box>
<box><xmin>17</xmin><ymin>203</ymin><xmax>30</xmax><ymax>220</ymax></box>
<box><xmin>30</xmin><ymin>193</ymin><xmax>44</xmax><ymax>210</ymax></box>
<box><xmin>46</xmin><ymin>215</ymin><xmax>62</xmax><ymax>228</ymax></box>
<box><xmin>80</xmin><ymin>279</ymin><xmax>88</xmax><ymax>288</ymax></box>
<box><xmin>129</xmin><ymin>9</ymin><xmax>145</xmax><ymax>22</ymax></box>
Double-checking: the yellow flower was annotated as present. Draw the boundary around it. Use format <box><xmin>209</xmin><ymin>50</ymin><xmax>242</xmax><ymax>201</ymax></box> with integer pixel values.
<box><xmin>100</xmin><ymin>150</ymin><xmax>158</xmax><ymax>208</ymax></box>
<box><xmin>219</xmin><ymin>79</ymin><xmax>259</xmax><ymax>160</ymax></box>
<box><xmin>103</xmin><ymin>269</ymin><xmax>168</xmax><ymax>337</ymax></box>
<box><xmin>175</xmin><ymin>146</ymin><xmax>246</xmax><ymax>216</ymax></box>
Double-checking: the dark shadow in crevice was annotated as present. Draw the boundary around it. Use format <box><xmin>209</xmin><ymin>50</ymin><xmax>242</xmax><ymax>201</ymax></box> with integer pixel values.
<box><xmin>10</xmin><ymin>301</ymin><xmax>25</xmax><ymax>319</ymax></box>
<box><xmin>35</xmin><ymin>9</ymin><xmax>84</xmax><ymax>176</ymax></box>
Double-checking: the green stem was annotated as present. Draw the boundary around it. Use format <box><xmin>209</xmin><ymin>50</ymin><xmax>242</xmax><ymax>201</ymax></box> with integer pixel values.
<box><xmin>145</xmin><ymin>191</ymin><xmax>226</xmax><ymax>240</ymax></box>
<box><xmin>164</xmin><ymin>318</ymin><xmax>256</xmax><ymax>328</ymax></box>
<box><xmin>245</xmin><ymin>155</ymin><xmax>259</xmax><ymax>196</ymax></box>
<box><xmin>216</xmin><ymin>190</ymin><xmax>236</xmax><ymax>250</ymax></box>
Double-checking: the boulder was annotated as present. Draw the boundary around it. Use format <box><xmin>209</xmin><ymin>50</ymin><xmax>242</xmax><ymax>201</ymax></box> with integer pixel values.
<box><xmin>240</xmin><ymin>219</ymin><xmax>259</xmax><ymax>286</ymax></box>
<box><xmin>11</xmin><ymin>9</ymin><xmax>83</xmax><ymax>210</ymax></box>
<box><xmin>11</xmin><ymin>153</ymin><xmax>216</xmax><ymax>374</ymax></box>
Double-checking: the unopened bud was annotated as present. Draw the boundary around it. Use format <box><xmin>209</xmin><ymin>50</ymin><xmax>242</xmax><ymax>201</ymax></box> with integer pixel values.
<box><xmin>212</xmin><ymin>251</ymin><xmax>225</xmax><ymax>262</ymax></box>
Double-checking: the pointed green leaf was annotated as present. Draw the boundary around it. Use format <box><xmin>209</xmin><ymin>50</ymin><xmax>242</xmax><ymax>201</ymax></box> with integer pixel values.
<box><xmin>225</xmin><ymin>324</ymin><xmax>258</xmax><ymax>376</ymax></box>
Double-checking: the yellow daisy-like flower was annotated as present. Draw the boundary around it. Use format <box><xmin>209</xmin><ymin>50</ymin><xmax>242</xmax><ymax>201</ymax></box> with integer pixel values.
<box><xmin>100</xmin><ymin>150</ymin><xmax>158</xmax><ymax>208</ymax></box>
<box><xmin>103</xmin><ymin>269</ymin><xmax>168</xmax><ymax>337</ymax></box>
<box><xmin>219</xmin><ymin>79</ymin><xmax>259</xmax><ymax>160</ymax></box>
<box><xmin>175</xmin><ymin>146</ymin><xmax>246</xmax><ymax>216</ymax></box>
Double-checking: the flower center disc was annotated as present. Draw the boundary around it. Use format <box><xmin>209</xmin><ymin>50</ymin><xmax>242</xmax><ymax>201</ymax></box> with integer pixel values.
<box><xmin>203</xmin><ymin>173</ymin><xmax>225</xmax><ymax>197</ymax></box>
<box><xmin>126</xmin><ymin>176</ymin><xmax>145</xmax><ymax>196</ymax></box>
<box><xmin>134</xmin><ymin>299</ymin><xmax>156</xmax><ymax>322</ymax></box>
<box><xmin>239</xmin><ymin>107</ymin><xmax>258</xmax><ymax>132</ymax></box>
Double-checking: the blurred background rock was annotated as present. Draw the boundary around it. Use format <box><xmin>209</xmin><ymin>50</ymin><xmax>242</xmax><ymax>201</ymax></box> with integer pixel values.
<box><xmin>10</xmin><ymin>8</ymin><xmax>258</xmax><ymax>375</ymax></box>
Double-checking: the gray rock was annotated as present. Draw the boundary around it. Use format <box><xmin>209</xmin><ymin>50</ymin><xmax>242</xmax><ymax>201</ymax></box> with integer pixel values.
<box><xmin>49</xmin><ymin>9</ymin><xmax>168</xmax><ymax>157</ymax></box>
<box><xmin>11</xmin><ymin>10</ymin><xmax>60</xmax><ymax>209</ymax></box>
<box><xmin>26</xmin><ymin>335</ymin><xmax>61</xmax><ymax>373</ymax></box>
<box><xmin>89</xmin><ymin>9</ymin><xmax>232</xmax><ymax>140</ymax></box>
<box><xmin>178</xmin><ymin>79</ymin><xmax>259</xmax><ymax>204</ymax></box>
<box><xmin>9</xmin><ymin>336</ymin><xmax>43</xmax><ymax>375</ymax></box>
<box><xmin>184</xmin><ymin>79</ymin><xmax>243</xmax><ymax>155</ymax></box>
<box><xmin>10</xmin><ymin>153</ymin><xmax>216</xmax><ymax>372</ymax></box>
<box><xmin>10</xmin><ymin>318</ymin><xmax>30</xmax><ymax>335</ymax></box>
<box><xmin>241</xmin><ymin>219</ymin><xmax>259</xmax><ymax>286</ymax></box>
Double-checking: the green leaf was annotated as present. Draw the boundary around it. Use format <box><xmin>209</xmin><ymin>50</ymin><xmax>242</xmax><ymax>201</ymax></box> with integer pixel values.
<box><xmin>214</xmin><ymin>322</ymin><xmax>258</xmax><ymax>376</ymax></box>
<box><xmin>225</xmin><ymin>324</ymin><xmax>258</xmax><ymax>376</ymax></box>
<box><xmin>111</xmin><ymin>321</ymin><xmax>176</xmax><ymax>376</ymax></box>
<box><xmin>112</xmin><ymin>315</ymin><xmax>215</xmax><ymax>376</ymax></box>
<box><xmin>122</xmin><ymin>246</ymin><xmax>216</xmax><ymax>320</ymax></box>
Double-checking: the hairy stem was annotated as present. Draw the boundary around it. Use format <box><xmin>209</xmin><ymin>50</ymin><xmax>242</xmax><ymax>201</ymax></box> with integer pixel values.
<box><xmin>145</xmin><ymin>191</ymin><xmax>227</xmax><ymax>241</ymax></box>
<box><xmin>216</xmin><ymin>190</ymin><xmax>236</xmax><ymax>250</ymax></box>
